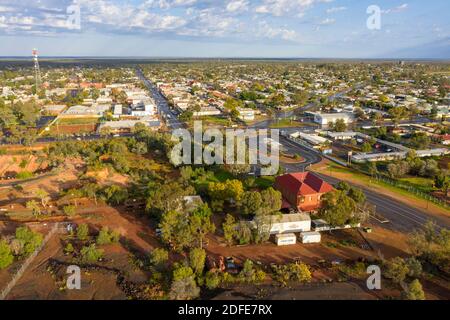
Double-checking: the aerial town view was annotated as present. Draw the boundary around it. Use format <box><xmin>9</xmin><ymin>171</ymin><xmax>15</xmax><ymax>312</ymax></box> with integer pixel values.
<box><xmin>0</xmin><ymin>0</ymin><xmax>448</xmax><ymax>311</ymax></box>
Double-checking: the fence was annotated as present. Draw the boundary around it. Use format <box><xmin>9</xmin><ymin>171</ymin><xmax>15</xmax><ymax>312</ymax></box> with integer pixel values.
<box><xmin>284</xmin><ymin>135</ymin><xmax>449</xmax><ymax>209</ymax></box>
<box><xmin>373</xmin><ymin>175</ymin><xmax>450</xmax><ymax>210</ymax></box>
<box><xmin>0</xmin><ymin>223</ymin><xmax>61</xmax><ymax>300</ymax></box>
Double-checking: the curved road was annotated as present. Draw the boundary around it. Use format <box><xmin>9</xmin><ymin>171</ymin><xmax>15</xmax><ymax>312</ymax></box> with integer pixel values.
<box><xmin>279</xmin><ymin>139</ymin><xmax>450</xmax><ymax>232</ymax></box>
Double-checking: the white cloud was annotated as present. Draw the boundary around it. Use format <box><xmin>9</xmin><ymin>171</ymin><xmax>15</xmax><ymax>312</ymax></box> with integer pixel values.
<box><xmin>255</xmin><ymin>21</ymin><xmax>300</xmax><ymax>42</ymax></box>
<box><xmin>319</xmin><ymin>18</ymin><xmax>335</xmax><ymax>25</ymax></box>
<box><xmin>326</xmin><ymin>6</ymin><xmax>346</xmax><ymax>14</ymax></box>
<box><xmin>226</xmin><ymin>0</ymin><xmax>249</xmax><ymax>13</ymax></box>
<box><xmin>382</xmin><ymin>3</ymin><xmax>408</xmax><ymax>14</ymax></box>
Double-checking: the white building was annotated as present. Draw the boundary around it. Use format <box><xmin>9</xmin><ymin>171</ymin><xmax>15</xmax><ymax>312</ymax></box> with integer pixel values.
<box><xmin>193</xmin><ymin>106</ymin><xmax>222</xmax><ymax>117</ymax></box>
<box><xmin>131</xmin><ymin>103</ymin><xmax>157</xmax><ymax>117</ymax></box>
<box><xmin>253</xmin><ymin>213</ymin><xmax>311</xmax><ymax>235</ymax></box>
<box><xmin>300</xmin><ymin>231</ymin><xmax>321</xmax><ymax>244</ymax></box>
<box><xmin>290</xmin><ymin>132</ymin><xmax>330</xmax><ymax>146</ymax></box>
<box><xmin>237</xmin><ymin>108</ymin><xmax>255</xmax><ymax>121</ymax></box>
<box><xmin>62</xmin><ymin>104</ymin><xmax>109</xmax><ymax>117</ymax></box>
<box><xmin>312</xmin><ymin>112</ymin><xmax>355</xmax><ymax>126</ymax></box>
<box><xmin>275</xmin><ymin>233</ymin><xmax>297</xmax><ymax>246</ymax></box>
<box><xmin>113</xmin><ymin>104</ymin><xmax>123</xmax><ymax>118</ymax></box>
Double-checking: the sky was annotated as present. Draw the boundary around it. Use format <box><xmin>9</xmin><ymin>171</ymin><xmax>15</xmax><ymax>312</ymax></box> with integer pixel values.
<box><xmin>0</xmin><ymin>0</ymin><xmax>449</xmax><ymax>58</ymax></box>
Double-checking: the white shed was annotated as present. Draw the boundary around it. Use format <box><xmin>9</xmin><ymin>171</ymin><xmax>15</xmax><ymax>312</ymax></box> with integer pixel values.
<box><xmin>275</xmin><ymin>233</ymin><xmax>297</xmax><ymax>246</ymax></box>
<box><xmin>251</xmin><ymin>213</ymin><xmax>311</xmax><ymax>235</ymax></box>
<box><xmin>300</xmin><ymin>231</ymin><xmax>321</xmax><ymax>244</ymax></box>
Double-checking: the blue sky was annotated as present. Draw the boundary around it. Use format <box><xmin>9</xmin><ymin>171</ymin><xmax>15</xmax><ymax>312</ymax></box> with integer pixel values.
<box><xmin>0</xmin><ymin>0</ymin><xmax>448</xmax><ymax>58</ymax></box>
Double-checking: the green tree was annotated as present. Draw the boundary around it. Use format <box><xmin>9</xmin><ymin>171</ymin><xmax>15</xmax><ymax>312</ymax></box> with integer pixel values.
<box><xmin>361</xmin><ymin>142</ymin><xmax>372</xmax><ymax>153</ymax></box>
<box><xmin>15</xmin><ymin>227</ymin><xmax>43</xmax><ymax>257</ymax></box>
<box><xmin>102</xmin><ymin>185</ymin><xmax>129</xmax><ymax>205</ymax></box>
<box><xmin>159</xmin><ymin>211</ymin><xmax>194</xmax><ymax>252</ymax></box>
<box><xmin>259</xmin><ymin>188</ymin><xmax>282</xmax><ymax>215</ymax></box>
<box><xmin>189</xmin><ymin>248</ymin><xmax>206</xmax><ymax>276</ymax></box>
<box><xmin>348</xmin><ymin>187</ymin><xmax>366</xmax><ymax>205</ymax></box>
<box><xmin>0</xmin><ymin>240</ymin><xmax>14</xmax><ymax>269</ymax></box>
<box><xmin>150</xmin><ymin>248</ymin><xmax>169</xmax><ymax>268</ymax></box>
<box><xmin>239</xmin><ymin>191</ymin><xmax>263</xmax><ymax>215</ymax></box>
<box><xmin>222</xmin><ymin>214</ymin><xmax>237</xmax><ymax>246</ymax></box>
<box><xmin>333</xmin><ymin>119</ymin><xmax>347</xmax><ymax>132</ymax></box>
<box><xmin>319</xmin><ymin>191</ymin><xmax>357</xmax><ymax>227</ymax></box>
<box><xmin>235</xmin><ymin>221</ymin><xmax>253</xmax><ymax>245</ymax></box>
<box><xmin>368</xmin><ymin>162</ymin><xmax>378</xmax><ymax>177</ymax></box>
<box><xmin>146</xmin><ymin>182</ymin><xmax>193</xmax><ymax>217</ymax></box>
<box><xmin>190</xmin><ymin>204</ymin><xmax>215</xmax><ymax>249</ymax></box>
<box><xmin>384</xmin><ymin>257</ymin><xmax>409</xmax><ymax>284</ymax></box>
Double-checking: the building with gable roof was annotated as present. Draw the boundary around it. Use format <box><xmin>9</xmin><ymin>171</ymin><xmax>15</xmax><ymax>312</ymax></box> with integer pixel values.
<box><xmin>274</xmin><ymin>172</ymin><xmax>334</xmax><ymax>212</ymax></box>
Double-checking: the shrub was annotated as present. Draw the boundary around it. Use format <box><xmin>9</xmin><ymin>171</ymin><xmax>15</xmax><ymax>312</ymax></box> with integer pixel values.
<box><xmin>173</xmin><ymin>265</ymin><xmax>194</xmax><ymax>282</ymax></box>
<box><xmin>205</xmin><ymin>271</ymin><xmax>221</xmax><ymax>290</ymax></box>
<box><xmin>405</xmin><ymin>257</ymin><xmax>422</xmax><ymax>278</ymax></box>
<box><xmin>16</xmin><ymin>171</ymin><xmax>33</xmax><ymax>180</ymax></box>
<box><xmin>63</xmin><ymin>205</ymin><xmax>76</xmax><ymax>216</ymax></box>
<box><xmin>150</xmin><ymin>248</ymin><xmax>169</xmax><ymax>267</ymax></box>
<box><xmin>80</xmin><ymin>244</ymin><xmax>104</xmax><ymax>263</ymax></box>
<box><xmin>96</xmin><ymin>227</ymin><xmax>113</xmax><ymax>245</ymax></box>
<box><xmin>384</xmin><ymin>257</ymin><xmax>409</xmax><ymax>284</ymax></box>
<box><xmin>404</xmin><ymin>279</ymin><xmax>426</xmax><ymax>300</ymax></box>
<box><xmin>64</xmin><ymin>243</ymin><xmax>74</xmax><ymax>254</ymax></box>
<box><xmin>110</xmin><ymin>230</ymin><xmax>121</xmax><ymax>243</ymax></box>
<box><xmin>272</xmin><ymin>263</ymin><xmax>312</xmax><ymax>285</ymax></box>
<box><xmin>76</xmin><ymin>224</ymin><xmax>89</xmax><ymax>241</ymax></box>
<box><xmin>288</xmin><ymin>263</ymin><xmax>312</xmax><ymax>282</ymax></box>
<box><xmin>169</xmin><ymin>276</ymin><xmax>200</xmax><ymax>300</ymax></box>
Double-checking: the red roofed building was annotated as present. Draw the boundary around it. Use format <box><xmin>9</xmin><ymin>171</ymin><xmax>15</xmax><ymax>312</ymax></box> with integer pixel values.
<box><xmin>275</xmin><ymin>172</ymin><xmax>334</xmax><ymax>212</ymax></box>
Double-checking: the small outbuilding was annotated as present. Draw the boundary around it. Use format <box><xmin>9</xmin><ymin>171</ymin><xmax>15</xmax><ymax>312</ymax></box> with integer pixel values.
<box><xmin>275</xmin><ymin>233</ymin><xmax>297</xmax><ymax>246</ymax></box>
<box><xmin>300</xmin><ymin>231</ymin><xmax>321</xmax><ymax>244</ymax></box>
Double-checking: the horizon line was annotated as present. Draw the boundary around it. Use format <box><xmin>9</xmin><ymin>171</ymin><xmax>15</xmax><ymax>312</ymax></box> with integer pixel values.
<box><xmin>0</xmin><ymin>56</ymin><xmax>449</xmax><ymax>61</ymax></box>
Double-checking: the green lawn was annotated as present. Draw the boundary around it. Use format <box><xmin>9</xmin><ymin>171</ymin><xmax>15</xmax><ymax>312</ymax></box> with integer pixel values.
<box><xmin>254</xmin><ymin>176</ymin><xmax>275</xmax><ymax>189</ymax></box>
<box><xmin>315</xmin><ymin>163</ymin><xmax>448</xmax><ymax>210</ymax></box>
<box><xmin>399</xmin><ymin>177</ymin><xmax>435</xmax><ymax>193</ymax></box>
<box><xmin>213</xmin><ymin>169</ymin><xmax>235</xmax><ymax>182</ymax></box>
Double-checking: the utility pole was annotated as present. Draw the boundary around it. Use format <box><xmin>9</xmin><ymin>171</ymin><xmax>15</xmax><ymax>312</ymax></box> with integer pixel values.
<box><xmin>32</xmin><ymin>48</ymin><xmax>41</xmax><ymax>93</ymax></box>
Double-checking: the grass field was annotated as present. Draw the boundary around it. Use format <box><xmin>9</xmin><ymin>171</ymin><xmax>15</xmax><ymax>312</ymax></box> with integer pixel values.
<box><xmin>399</xmin><ymin>176</ymin><xmax>435</xmax><ymax>193</ymax></box>
<box><xmin>314</xmin><ymin>163</ymin><xmax>449</xmax><ymax>211</ymax></box>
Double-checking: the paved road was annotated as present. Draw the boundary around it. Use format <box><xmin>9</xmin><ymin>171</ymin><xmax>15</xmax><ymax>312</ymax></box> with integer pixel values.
<box><xmin>277</xmin><ymin>139</ymin><xmax>450</xmax><ymax>232</ymax></box>
<box><xmin>136</xmin><ymin>68</ymin><xmax>185</xmax><ymax>130</ymax></box>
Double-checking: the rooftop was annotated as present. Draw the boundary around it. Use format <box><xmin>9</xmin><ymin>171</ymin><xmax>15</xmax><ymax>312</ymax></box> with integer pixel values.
<box><xmin>276</xmin><ymin>172</ymin><xmax>334</xmax><ymax>196</ymax></box>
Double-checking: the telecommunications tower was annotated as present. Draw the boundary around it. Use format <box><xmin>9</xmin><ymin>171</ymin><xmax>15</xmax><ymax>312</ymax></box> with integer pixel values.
<box><xmin>32</xmin><ymin>48</ymin><xmax>41</xmax><ymax>91</ymax></box>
